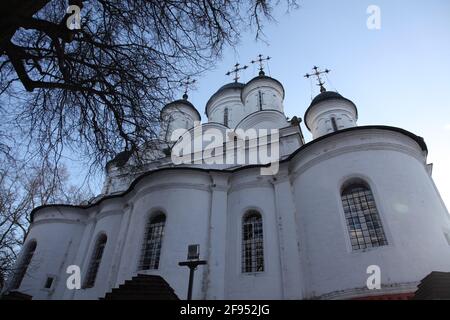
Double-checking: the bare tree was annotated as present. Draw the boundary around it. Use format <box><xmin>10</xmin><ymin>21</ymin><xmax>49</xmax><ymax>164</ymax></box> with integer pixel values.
<box><xmin>0</xmin><ymin>0</ymin><xmax>297</xmax><ymax>171</ymax></box>
<box><xmin>0</xmin><ymin>158</ymin><xmax>91</xmax><ymax>286</ymax></box>
<box><xmin>0</xmin><ymin>0</ymin><xmax>297</xmax><ymax>287</ymax></box>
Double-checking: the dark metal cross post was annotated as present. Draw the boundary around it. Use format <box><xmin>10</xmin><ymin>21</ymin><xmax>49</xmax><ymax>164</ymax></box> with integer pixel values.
<box><xmin>178</xmin><ymin>244</ymin><xmax>207</xmax><ymax>300</ymax></box>
<box><xmin>304</xmin><ymin>66</ymin><xmax>331</xmax><ymax>93</ymax></box>
<box><xmin>226</xmin><ymin>63</ymin><xmax>248</xmax><ymax>83</ymax></box>
<box><xmin>180</xmin><ymin>76</ymin><xmax>196</xmax><ymax>100</ymax></box>
<box><xmin>251</xmin><ymin>54</ymin><xmax>271</xmax><ymax>76</ymax></box>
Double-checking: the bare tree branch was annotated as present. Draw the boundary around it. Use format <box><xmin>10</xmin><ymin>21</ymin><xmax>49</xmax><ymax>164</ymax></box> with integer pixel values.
<box><xmin>0</xmin><ymin>0</ymin><xmax>296</xmax><ymax>170</ymax></box>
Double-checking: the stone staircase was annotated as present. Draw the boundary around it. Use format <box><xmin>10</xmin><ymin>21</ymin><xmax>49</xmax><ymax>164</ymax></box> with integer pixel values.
<box><xmin>414</xmin><ymin>271</ymin><xmax>450</xmax><ymax>300</ymax></box>
<box><xmin>0</xmin><ymin>291</ymin><xmax>32</xmax><ymax>300</ymax></box>
<box><xmin>101</xmin><ymin>274</ymin><xmax>179</xmax><ymax>300</ymax></box>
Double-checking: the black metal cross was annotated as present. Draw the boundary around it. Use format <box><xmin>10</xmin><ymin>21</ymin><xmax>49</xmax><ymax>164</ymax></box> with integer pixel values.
<box><xmin>304</xmin><ymin>66</ymin><xmax>330</xmax><ymax>93</ymax></box>
<box><xmin>178</xmin><ymin>244</ymin><xmax>207</xmax><ymax>300</ymax></box>
<box><xmin>251</xmin><ymin>54</ymin><xmax>271</xmax><ymax>76</ymax></box>
<box><xmin>178</xmin><ymin>260</ymin><xmax>207</xmax><ymax>300</ymax></box>
<box><xmin>180</xmin><ymin>76</ymin><xmax>196</xmax><ymax>99</ymax></box>
<box><xmin>226</xmin><ymin>63</ymin><xmax>248</xmax><ymax>83</ymax></box>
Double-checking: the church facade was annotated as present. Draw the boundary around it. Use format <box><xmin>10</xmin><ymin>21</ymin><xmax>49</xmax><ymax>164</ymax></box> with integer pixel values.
<box><xmin>5</xmin><ymin>70</ymin><xmax>450</xmax><ymax>300</ymax></box>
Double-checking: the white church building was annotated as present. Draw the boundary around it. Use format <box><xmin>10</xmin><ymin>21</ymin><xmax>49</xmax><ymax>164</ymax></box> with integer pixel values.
<box><xmin>5</xmin><ymin>67</ymin><xmax>450</xmax><ymax>300</ymax></box>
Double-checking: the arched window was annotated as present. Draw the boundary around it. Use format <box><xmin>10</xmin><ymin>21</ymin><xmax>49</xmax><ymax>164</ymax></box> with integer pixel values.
<box><xmin>224</xmin><ymin>108</ymin><xmax>229</xmax><ymax>127</ymax></box>
<box><xmin>11</xmin><ymin>241</ymin><xmax>37</xmax><ymax>289</ymax></box>
<box><xmin>341</xmin><ymin>182</ymin><xmax>388</xmax><ymax>250</ymax></box>
<box><xmin>84</xmin><ymin>234</ymin><xmax>107</xmax><ymax>288</ymax></box>
<box><xmin>140</xmin><ymin>213</ymin><xmax>166</xmax><ymax>270</ymax></box>
<box><xmin>242</xmin><ymin>211</ymin><xmax>264</xmax><ymax>273</ymax></box>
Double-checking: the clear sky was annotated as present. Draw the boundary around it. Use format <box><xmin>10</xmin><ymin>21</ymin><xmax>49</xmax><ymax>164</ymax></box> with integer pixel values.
<box><xmin>178</xmin><ymin>0</ymin><xmax>450</xmax><ymax>209</ymax></box>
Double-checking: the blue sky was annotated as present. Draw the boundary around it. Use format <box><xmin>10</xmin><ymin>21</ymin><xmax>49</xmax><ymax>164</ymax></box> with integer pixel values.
<box><xmin>179</xmin><ymin>0</ymin><xmax>450</xmax><ymax>208</ymax></box>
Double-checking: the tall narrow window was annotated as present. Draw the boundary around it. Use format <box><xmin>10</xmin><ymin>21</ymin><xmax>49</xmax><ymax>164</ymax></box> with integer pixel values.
<box><xmin>341</xmin><ymin>182</ymin><xmax>388</xmax><ymax>250</ymax></box>
<box><xmin>331</xmin><ymin>117</ymin><xmax>338</xmax><ymax>132</ymax></box>
<box><xmin>224</xmin><ymin>108</ymin><xmax>229</xmax><ymax>127</ymax></box>
<box><xmin>164</xmin><ymin>115</ymin><xmax>174</xmax><ymax>142</ymax></box>
<box><xmin>242</xmin><ymin>211</ymin><xmax>264</xmax><ymax>273</ymax></box>
<box><xmin>84</xmin><ymin>234</ymin><xmax>107</xmax><ymax>288</ymax></box>
<box><xmin>258</xmin><ymin>90</ymin><xmax>264</xmax><ymax>110</ymax></box>
<box><xmin>140</xmin><ymin>214</ymin><xmax>166</xmax><ymax>270</ymax></box>
<box><xmin>11</xmin><ymin>241</ymin><xmax>37</xmax><ymax>289</ymax></box>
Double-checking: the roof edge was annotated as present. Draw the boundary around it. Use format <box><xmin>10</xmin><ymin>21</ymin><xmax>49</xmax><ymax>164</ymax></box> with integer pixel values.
<box><xmin>161</xmin><ymin>99</ymin><xmax>201</xmax><ymax>120</ymax></box>
<box><xmin>30</xmin><ymin>125</ymin><xmax>427</xmax><ymax>222</ymax></box>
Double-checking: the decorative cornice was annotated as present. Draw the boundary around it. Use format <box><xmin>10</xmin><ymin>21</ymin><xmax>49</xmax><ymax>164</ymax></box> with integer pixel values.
<box><xmin>31</xmin><ymin>218</ymin><xmax>86</xmax><ymax>227</ymax></box>
<box><xmin>135</xmin><ymin>182</ymin><xmax>211</xmax><ymax>198</ymax></box>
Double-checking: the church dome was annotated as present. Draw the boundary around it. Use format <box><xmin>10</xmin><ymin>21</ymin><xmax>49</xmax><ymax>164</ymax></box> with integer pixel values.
<box><xmin>161</xmin><ymin>97</ymin><xmax>201</xmax><ymax>120</ymax></box>
<box><xmin>242</xmin><ymin>74</ymin><xmax>285</xmax><ymax>101</ymax></box>
<box><xmin>160</xmin><ymin>96</ymin><xmax>201</xmax><ymax>143</ymax></box>
<box><xmin>304</xmin><ymin>90</ymin><xmax>358</xmax><ymax>138</ymax></box>
<box><xmin>241</xmin><ymin>73</ymin><xmax>285</xmax><ymax>115</ymax></box>
<box><xmin>205</xmin><ymin>82</ymin><xmax>245</xmax><ymax>117</ymax></box>
<box><xmin>310</xmin><ymin>91</ymin><xmax>345</xmax><ymax>106</ymax></box>
<box><xmin>304</xmin><ymin>91</ymin><xmax>357</xmax><ymax>128</ymax></box>
<box><xmin>218</xmin><ymin>82</ymin><xmax>246</xmax><ymax>92</ymax></box>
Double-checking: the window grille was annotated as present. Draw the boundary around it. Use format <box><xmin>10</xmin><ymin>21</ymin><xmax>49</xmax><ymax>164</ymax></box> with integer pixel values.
<box><xmin>84</xmin><ymin>234</ymin><xmax>107</xmax><ymax>288</ymax></box>
<box><xmin>242</xmin><ymin>211</ymin><xmax>264</xmax><ymax>273</ymax></box>
<box><xmin>341</xmin><ymin>184</ymin><xmax>387</xmax><ymax>250</ymax></box>
<box><xmin>140</xmin><ymin>214</ymin><xmax>166</xmax><ymax>270</ymax></box>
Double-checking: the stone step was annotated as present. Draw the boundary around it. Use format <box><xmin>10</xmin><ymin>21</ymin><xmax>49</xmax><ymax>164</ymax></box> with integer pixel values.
<box><xmin>101</xmin><ymin>274</ymin><xmax>179</xmax><ymax>300</ymax></box>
